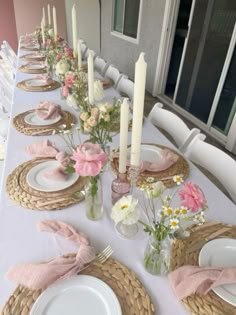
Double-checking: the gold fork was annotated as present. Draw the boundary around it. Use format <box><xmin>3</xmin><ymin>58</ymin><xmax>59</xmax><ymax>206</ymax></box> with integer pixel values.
<box><xmin>95</xmin><ymin>245</ymin><xmax>113</xmax><ymax>264</ymax></box>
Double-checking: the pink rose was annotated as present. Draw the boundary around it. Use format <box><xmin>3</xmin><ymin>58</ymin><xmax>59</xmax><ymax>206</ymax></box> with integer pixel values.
<box><xmin>80</xmin><ymin>112</ymin><xmax>89</xmax><ymax>122</ymax></box>
<box><xmin>179</xmin><ymin>182</ymin><xmax>206</xmax><ymax>212</ymax></box>
<box><xmin>64</xmin><ymin>47</ymin><xmax>73</xmax><ymax>58</ymax></box>
<box><xmin>64</xmin><ymin>73</ymin><xmax>76</xmax><ymax>87</ymax></box>
<box><xmin>91</xmin><ymin>107</ymin><xmax>99</xmax><ymax>118</ymax></box>
<box><xmin>56</xmin><ymin>54</ymin><xmax>62</xmax><ymax>61</ymax></box>
<box><xmin>62</xmin><ymin>85</ymin><xmax>69</xmax><ymax>97</ymax></box>
<box><xmin>87</xmin><ymin>116</ymin><xmax>98</xmax><ymax>127</ymax></box>
<box><xmin>71</xmin><ymin>142</ymin><xmax>108</xmax><ymax>176</ymax></box>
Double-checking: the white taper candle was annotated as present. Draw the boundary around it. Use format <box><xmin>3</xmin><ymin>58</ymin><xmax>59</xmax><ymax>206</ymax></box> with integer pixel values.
<box><xmin>87</xmin><ymin>50</ymin><xmax>95</xmax><ymax>104</ymax></box>
<box><xmin>72</xmin><ymin>4</ymin><xmax>78</xmax><ymax>58</ymax></box>
<box><xmin>53</xmin><ymin>6</ymin><xmax>58</xmax><ymax>41</ymax></box>
<box><xmin>42</xmin><ymin>7</ymin><xmax>46</xmax><ymax>26</ymax></box>
<box><xmin>77</xmin><ymin>39</ymin><xmax>82</xmax><ymax>70</ymax></box>
<box><xmin>119</xmin><ymin>98</ymin><xmax>130</xmax><ymax>174</ymax></box>
<box><xmin>47</xmin><ymin>4</ymin><xmax>51</xmax><ymax>27</ymax></box>
<box><xmin>41</xmin><ymin>20</ymin><xmax>45</xmax><ymax>45</ymax></box>
<box><xmin>130</xmin><ymin>52</ymin><xmax>147</xmax><ymax>167</ymax></box>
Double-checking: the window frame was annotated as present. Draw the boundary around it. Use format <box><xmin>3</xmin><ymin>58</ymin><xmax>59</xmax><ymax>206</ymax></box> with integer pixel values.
<box><xmin>111</xmin><ymin>0</ymin><xmax>143</xmax><ymax>44</ymax></box>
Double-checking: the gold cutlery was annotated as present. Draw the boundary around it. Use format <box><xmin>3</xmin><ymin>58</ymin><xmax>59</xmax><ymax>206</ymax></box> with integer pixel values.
<box><xmin>95</xmin><ymin>245</ymin><xmax>113</xmax><ymax>264</ymax></box>
<box><xmin>186</xmin><ymin>227</ymin><xmax>231</xmax><ymax>253</ymax></box>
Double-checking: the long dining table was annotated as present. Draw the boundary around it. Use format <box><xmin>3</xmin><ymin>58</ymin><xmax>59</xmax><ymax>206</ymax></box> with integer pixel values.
<box><xmin>0</xmin><ymin>41</ymin><xmax>236</xmax><ymax>315</ymax></box>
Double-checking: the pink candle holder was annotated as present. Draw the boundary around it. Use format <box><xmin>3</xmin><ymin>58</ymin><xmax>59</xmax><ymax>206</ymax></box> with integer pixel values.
<box><xmin>111</xmin><ymin>173</ymin><xmax>130</xmax><ymax>205</ymax></box>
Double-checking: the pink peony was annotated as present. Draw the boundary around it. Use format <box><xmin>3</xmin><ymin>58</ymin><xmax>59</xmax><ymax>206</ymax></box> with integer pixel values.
<box><xmin>56</xmin><ymin>54</ymin><xmax>62</xmax><ymax>61</ymax></box>
<box><xmin>71</xmin><ymin>142</ymin><xmax>108</xmax><ymax>176</ymax></box>
<box><xmin>62</xmin><ymin>85</ymin><xmax>69</xmax><ymax>97</ymax></box>
<box><xmin>64</xmin><ymin>47</ymin><xmax>73</xmax><ymax>58</ymax></box>
<box><xmin>178</xmin><ymin>182</ymin><xmax>206</xmax><ymax>212</ymax></box>
<box><xmin>64</xmin><ymin>73</ymin><xmax>76</xmax><ymax>87</ymax></box>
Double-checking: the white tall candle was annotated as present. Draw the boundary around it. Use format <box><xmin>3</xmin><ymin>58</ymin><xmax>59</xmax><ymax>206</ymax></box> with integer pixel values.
<box><xmin>72</xmin><ymin>4</ymin><xmax>78</xmax><ymax>58</ymax></box>
<box><xmin>77</xmin><ymin>39</ymin><xmax>82</xmax><ymax>70</ymax></box>
<box><xmin>42</xmin><ymin>7</ymin><xmax>46</xmax><ymax>26</ymax></box>
<box><xmin>119</xmin><ymin>98</ymin><xmax>130</xmax><ymax>174</ymax></box>
<box><xmin>53</xmin><ymin>6</ymin><xmax>58</xmax><ymax>41</ymax></box>
<box><xmin>87</xmin><ymin>50</ymin><xmax>95</xmax><ymax>104</ymax></box>
<box><xmin>130</xmin><ymin>52</ymin><xmax>147</xmax><ymax>167</ymax></box>
<box><xmin>41</xmin><ymin>20</ymin><xmax>45</xmax><ymax>45</ymax></box>
<box><xmin>48</xmin><ymin>4</ymin><xmax>51</xmax><ymax>27</ymax></box>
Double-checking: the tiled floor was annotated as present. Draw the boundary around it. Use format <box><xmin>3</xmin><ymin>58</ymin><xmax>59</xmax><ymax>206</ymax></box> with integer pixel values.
<box><xmin>144</xmin><ymin>92</ymin><xmax>235</xmax><ymax>201</ymax></box>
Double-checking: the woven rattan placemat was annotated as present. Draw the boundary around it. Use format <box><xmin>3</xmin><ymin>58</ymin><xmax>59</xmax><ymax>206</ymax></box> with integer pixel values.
<box><xmin>111</xmin><ymin>143</ymin><xmax>189</xmax><ymax>188</ymax></box>
<box><xmin>20</xmin><ymin>53</ymin><xmax>45</xmax><ymax>62</ymax></box>
<box><xmin>17</xmin><ymin>79</ymin><xmax>60</xmax><ymax>92</ymax></box>
<box><xmin>13</xmin><ymin>110</ymin><xmax>76</xmax><ymax>136</ymax></box>
<box><xmin>18</xmin><ymin>65</ymin><xmax>47</xmax><ymax>74</ymax></box>
<box><xmin>1</xmin><ymin>257</ymin><xmax>155</xmax><ymax>315</ymax></box>
<box><xmin>170</xmin><ymin>222</ymin><xmax>236</xmax><ymax>315</ymax></box>
<box><xmin>6</xmin><ymin>158</ymin><xmax>88</xmax><ymax>211</ymax></box>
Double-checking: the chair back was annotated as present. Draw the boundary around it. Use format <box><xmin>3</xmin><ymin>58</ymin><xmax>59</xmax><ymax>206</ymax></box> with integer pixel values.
<box><xmin>104</xmin><ymin>65</ymin><xmax>124</xmax><ymax>88</ymax></box>
<box><xmin>94</xmin><ymin>56</ymin><xmax>109</xmax><ymax>76</ymax></box>
<box><xmin>116</xmin><ymin>77</ymin><xmax>134</xmax><ymax>102</ymax></box>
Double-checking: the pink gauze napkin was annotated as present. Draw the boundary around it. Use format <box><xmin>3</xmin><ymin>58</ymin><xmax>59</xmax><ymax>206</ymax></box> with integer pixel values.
<box><xmin>168</xmin><ymin>265</ymin><xmax>236</xmax><ymax>299</ymax></box>
<box><xmin>6</xmin><ymin>220</ymin><xmax>96</xmax><ymax>290</ymax></box>
<box><xmin>35</xmin><ymin>101</ymin><xmax>60</xmax><ymax>120</ymax></box>
<box><xmin>25</xmin><ymin>140</ymin><xmax>70</xmax><ymax>181</ymax></box>
<box><xmin>33</xmin><ymin>74</ymin><xmax>53</xmax><ymax>84</ymax></box>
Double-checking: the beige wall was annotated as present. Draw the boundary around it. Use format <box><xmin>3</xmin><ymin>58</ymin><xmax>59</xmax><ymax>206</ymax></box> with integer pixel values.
<box><xmin>13</xmin><ymin>0</ymin><xmax>67</xmax><ymax>40</ymax></box>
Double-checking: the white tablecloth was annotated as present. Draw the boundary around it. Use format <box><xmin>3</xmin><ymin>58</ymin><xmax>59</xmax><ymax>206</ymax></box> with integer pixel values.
<box><xmin>0</xmin><ymin>46</ymin><xmax>235</xmax><ymax>315</ymax></box>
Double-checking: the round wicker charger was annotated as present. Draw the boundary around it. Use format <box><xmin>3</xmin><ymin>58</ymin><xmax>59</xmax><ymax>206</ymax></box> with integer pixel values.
<box><xmin>170</xmin><ymin>223</ymin><xmax>236</xmax><ymax>315</ymax></box>
<box><xmin>17</xmin><ymin>79</ymin><xmax>60</xmax><ymax>92</ymax></box>
<box><xmin>111</xmin><ymin>143</ymin><xmax>189</xmax><ymax>188</ymax></box>
<box><xmin>18</xmin><ymin>65</ymin><xmax>47</xmax><ymax>74</ymax></box>
<box><xmin>6</xmin><ymin>158</ymin><xmax>88</xmax><ymax>211</ymax></box>
<box><xmin>1</xmin><ymin>258</ymin><xmax>155</xmax><ymax>315</ymax></box>
<box><xmin>20</xmin><ymin>54</ymin><xmax>45</xmax><ymax>62</ymax></box>
<box><xmin>13</xmin><ymin>110</ymin><xmax>76</xmax><ymax>136</ymax></box>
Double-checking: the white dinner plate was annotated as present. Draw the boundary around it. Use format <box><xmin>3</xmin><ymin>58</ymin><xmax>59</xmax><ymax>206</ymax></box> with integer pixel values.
<box><xmin>26</xmin><ymin>79</ymin><xmax>48</xmax><ymax>87</ymax></box>
<box><xmin>128</xmin><ymin>144</ymin><xmax>162</xmax><ymax>162</ymax></box>
<box><xmin>199</xmin><ymin>238</ymin><xmax>236</xmax><ymax>306</ymax></box>
<box><xmin>26</xmin><ymin>64</ymin><xmax>46</xmax><ymax>70</ymax></box>
<box><xmin>27</xmin><ymin>53</ymin><xmax>43</xmax><ymax>59</ymax></box>
<box><xmin>24</xmin><ymin>111</ymin><xmax>61</xmax><ymax>126</ymax></box>
<box><xmin>30</xmin><ymin>275</ymin><xmax>122</xmax><ymax>315</ymax></box>
<box><xmin>26</xmin><ymin>160</ymin><xmax>79</xmax><ymax>192</ymax></box>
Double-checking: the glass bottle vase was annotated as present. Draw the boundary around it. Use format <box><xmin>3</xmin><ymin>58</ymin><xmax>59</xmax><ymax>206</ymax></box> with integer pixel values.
<box><xmin>84</xmin><ymin>176</ymin><xmax>103</xmax><ymax>221</ymax></box>
<box><xmin>144</xmin><ymin>235</ymin><xmax>170</xmax><ymax>275</ymax></box>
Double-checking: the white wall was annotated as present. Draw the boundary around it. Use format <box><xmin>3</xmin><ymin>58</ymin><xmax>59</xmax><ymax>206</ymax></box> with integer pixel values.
<box><xmin>65</xmin><ymin>0</ymin><xmax>100</xmax><ymax>53</ymax></box>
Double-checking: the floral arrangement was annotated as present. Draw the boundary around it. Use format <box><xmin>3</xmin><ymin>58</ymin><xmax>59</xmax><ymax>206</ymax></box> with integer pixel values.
<box><xmin>55</xmin><ymin>48</ymin><xmax>77</xmax><ymax>83</ymax></box>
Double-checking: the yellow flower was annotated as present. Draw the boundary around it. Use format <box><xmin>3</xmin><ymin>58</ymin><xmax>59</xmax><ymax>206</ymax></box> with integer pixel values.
<box><xmin>146</xmin><ymin>177</ymin><xmax>155</xmax><ymax>183</ymax></box>
<box><xmin>170</xmin><ymin>218</ymin><xmax>179</xmax><ymax>230</ymax></box>
<box><xmin>173</xmin><ymin>175</ymin><xmax>184</xmax><ymax>186</ymax></box>
<box><xmin>180</xmin><ymin>206</ymin><xmax>188</xmax><ymax>216</ymax></box>
<box><xmin>174</xmin><ymin>207</ymin><xmax>180</xmax><ymax>215</ymax></box>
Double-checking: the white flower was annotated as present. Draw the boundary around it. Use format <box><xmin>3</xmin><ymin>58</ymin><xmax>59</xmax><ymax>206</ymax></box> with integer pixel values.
<box><xmin>66</xmin><ymin>95</ymin><xmax>77</xmax><ymax>109</ymax></box>
<box><xmin>48</xmin><ymin>28</ymin><xmax>54</xmax><ymax>36</ymax></box>
<box><xmin>170</xmin><ymin>218</ymin><xmax>179</xmax><ymax>230</ymax></box>
<box><xmin>173</xmin><ymin>175</ymin><xmax>184</xmax><ymax>185</ymax></box>
<box><xmin>55</xmin><ymin>60</ymin><xmax>70</xmax><ymax>75</ymax></box>
<box><xmin>146</xmin><ymin>181</ymin><xmax>166</xmax><ymax>198</ymax></box>
<box><xmin>111</xmin><ymin>195</ymin><xmax>140</xmax><ymax>225</ymax></box>
<box><xmin>94</xmin><ymin>80</ymin><xmax>104</xmax><ymax>101</ymax></box>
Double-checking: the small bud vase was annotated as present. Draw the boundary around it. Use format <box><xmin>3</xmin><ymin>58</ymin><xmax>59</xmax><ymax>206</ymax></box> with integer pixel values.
<box><xmin>115</xmin><ymin>221</ymin><xmax>138</xmax><ymax>239</ymax></box>
<box><xmin>144</xmin><ymin>235</ymin><xmax>170</xmax><ymax>275</ymax></box>
<box><xmin>84</xmin><ymin>175</ymin><xmax>103</xmax><ymax>221</ymax></box>
<box><xmin>111</xmin><ymin>173</ymin><xmax>130</xmax><ymax>205</ymax></box>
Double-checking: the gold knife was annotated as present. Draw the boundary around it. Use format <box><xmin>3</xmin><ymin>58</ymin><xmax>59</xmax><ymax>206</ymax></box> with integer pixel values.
<box><xmin>186</xmin><ymin>227</ymin><xmax>231</xmax><ymax>254</ymax></box>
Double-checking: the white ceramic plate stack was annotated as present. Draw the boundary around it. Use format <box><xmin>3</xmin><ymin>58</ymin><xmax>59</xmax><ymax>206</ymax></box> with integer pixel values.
<box><xmin>24</xmin><ymin>111</ymin><xmax>61</xmax><ymax>126</ymax></box>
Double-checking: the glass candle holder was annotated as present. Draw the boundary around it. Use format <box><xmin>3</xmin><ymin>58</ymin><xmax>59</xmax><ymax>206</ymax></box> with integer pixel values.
<box><xmin>111</xmin><ymin>173</ymin><xmax>130</xmax><ymax>205</ymax></box>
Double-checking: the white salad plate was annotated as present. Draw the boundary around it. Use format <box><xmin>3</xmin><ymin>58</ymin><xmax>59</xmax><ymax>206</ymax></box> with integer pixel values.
<box><xmin>199</xmin><ymin>238</ymin><xmax>236</xmax><ymax>306</ymax></box>
<box><xmin>128</xmin><ymin>144</ymin><xmax>162</xmax><ymax>162</ymax></box>
<box><xmin>30</xmin><ymin>275</ymin><xmax>122</xmax><ymax>315</ymax></box>
<box><xmin>27</xmin><ymin>160</ymin><xmax>79</xmax><ymax>192</ymax></box>
<box><xmin>24</xmin><ymin>112</ymin><xmax>61</xmax><ymax>126</ymax></box>
<box><xmin>26</xmin><ymin>79</ymin><xmax>48</xmax><ymax>87</ymax></box>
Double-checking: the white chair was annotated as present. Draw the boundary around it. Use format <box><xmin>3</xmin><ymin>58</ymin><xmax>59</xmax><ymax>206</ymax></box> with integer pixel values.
<box><xmin>148</xmin><ymin>103</ymin><xmax>200</xmax><ymax>153</ymax></box>
<box><xmin>116</xmin><ymin>77</ymin><xmax>134</xmax><ymax>102</ymax></box>
<box><xmin>0</xmin><ymin>46</ymin><xmax>16</xmax><ymax>73</ymax></box>
<box><xmin>94</xmin><ymin>56</ymin><xmax>109</xmax><ymax>76</ymax></box>
<box><xmin>2</xmin><ymin>41</ymin><xmax>17</xmax><ymax>66</ymax></box>
<box><xmin>103</xmin><ymin>64</ymin><xmax>124</xmax><ymax>88</ymax></box>
<box><xmin>84</xmin><ymin>48</ymin><xmax>96</xmax><ymax>61</ymax></box>
<box><xmin>185</xmin><ymin>134</ymin><xmax>236</xmax><ymax>203</ymax></box>
<box><xmin>0</xmin><ymin>118</ymin><xmax>10</xmax><ymax>141</ymax></box>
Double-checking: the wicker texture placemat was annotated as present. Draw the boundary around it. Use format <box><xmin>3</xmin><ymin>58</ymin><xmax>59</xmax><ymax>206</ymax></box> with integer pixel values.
<box><xmin>17</xmin><ymin>79</ymin><xmax>60</xmax><ymax>92</ymax></box>
<box><xmin>20</xmin><ymin>54</ymin><xmax>45</xmax><ymax>62</ymax></box>
<box><xmin>6</xmin><ymin>158</ymin><xmax>88</xmax><ymax>211</ymax></box>
<box><xmin>18</xmin><ymin>65</ymin><xmax>47</xmax><ymax>74</ymax></box>
<box><xmin>170</xmin><ymin>223</ymin><xmax>236</xmax><ymax>315</ymax></box>
<box><xmin>111</xmin><ymin>143</ymin><xmax>189</xmax><ymax>188</ymax></box>
<box><xmin>13</xmin><ymin>109</ymin><xmax>76</xmax><ymax>136</ymax></box>
<box><xmin>1</xmin><ymin>257</ymin><xmax>155</xmax><ymax>315</ymax></box>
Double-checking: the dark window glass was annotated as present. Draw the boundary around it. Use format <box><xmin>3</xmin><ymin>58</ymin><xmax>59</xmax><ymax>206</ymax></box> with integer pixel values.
<box><xmin>123</xmin><ymin>0</ymin><xmax>140</xmax><ymax>38</ymax></box>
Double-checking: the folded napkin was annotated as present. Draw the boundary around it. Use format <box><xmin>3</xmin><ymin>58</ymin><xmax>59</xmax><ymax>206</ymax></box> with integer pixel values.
<box><xmin>168</xmin><ymin>265</ymin><xmax>236</xmax><ymax>299</ymax></box>
<box><xmin>35</xmin><ymin>101</ymin><xmax>60</xmax><ymax>120</ymax></box>
<box><xmin>6</xmin><ymin>220</ymin><xmax>96</xmax><ymax>290</ymax></box>
<box><xmin>25</xmin><ymin>140</ymin><xmax>70</xmax><ymax>181</ymax></box>
<box><xmin>140</xmin><ymin>149</ymin><xmax>179</xmax><ymax>172</ymax></box>
<box><xmin>33</xmin><ymin>74</ymin><xmax>53</xmax><ymax>84</ymax></box>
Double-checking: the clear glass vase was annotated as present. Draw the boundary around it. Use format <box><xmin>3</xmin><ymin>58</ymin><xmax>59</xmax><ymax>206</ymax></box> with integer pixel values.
<box><xmin>115</xmin><ymin>221</ymin><xmax>139</xmax><ymax>239</ymax></box>
<box><xmin>144</xmin><ymin>235</ymin><xmax>170</xmax><ymax>275</ymax></box>
<box><xmin>84</xmin><ymin>176</ymin><xmax>103</xmax><ymax>220</ymax></box>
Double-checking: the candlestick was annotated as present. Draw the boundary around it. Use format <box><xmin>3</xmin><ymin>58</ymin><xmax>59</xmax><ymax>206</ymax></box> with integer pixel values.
<box><xmin>42</xmin><ymin>7</ymin><xmax>46</xmax><ymax>26</ymax></box>
<box><xmin>53</xmin><ymin>6</ymin><xmax>58</xmax><ymax>41</ymax></box>
<box><xmin>77</xmin><ymin>39</ymin><xmax>82</xmax><ymax>70</ymax></box>
<box><xmin>48</xmin><ymin>4</ymin><xmax>51</xmax><ymax>27</ymax></box>
<box><xmin>72</xmin><ymin>4</ymin><xmax>78</xmax><ymax>58</ymax></box>
<box><xmin>87</xmin><ymin>50</ymin><xmax>95</xmax><ymax>104</ymax></box>
<box><xmin>119</xmin><ymin>98</ymin><xmax>129</xmax><ymax>174</ymax></box>
<box><xmin>41</xmin><ymin>20</ymin><xmax>45</xmax><ymax>46</ymax></box>
<box><xmin>130</xmin><ymin>52</ymin><xmax>147</xmax><ymax>167</ymax></box>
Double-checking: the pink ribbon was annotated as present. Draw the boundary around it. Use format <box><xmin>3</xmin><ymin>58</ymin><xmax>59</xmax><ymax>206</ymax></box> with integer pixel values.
<box><xmin>6</xmin><ymin>221</ymin><xmax>96</xmax><ymax>290</ymax></box>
